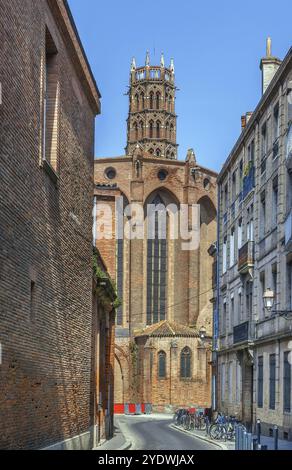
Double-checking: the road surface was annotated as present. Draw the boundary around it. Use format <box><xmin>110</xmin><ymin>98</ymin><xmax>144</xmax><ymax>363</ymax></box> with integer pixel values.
<box><xmin>116</xmin><ymin>414</ymin><xmax>218</xmax><ymax>451</ymax></box>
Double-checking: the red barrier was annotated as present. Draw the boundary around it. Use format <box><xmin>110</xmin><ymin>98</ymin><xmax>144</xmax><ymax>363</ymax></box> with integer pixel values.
<box><xmin>129</xmin><ymin>403</ymin><xmax>136</xmax><ymax>414</ymax></box>
<box><xmin>114</xmin><ymin>403</ymin><xmax>125</xmax><ymax>414</ymax></box>
<box><xmin>141</xmin><ymin>403</ymin><xmax>146</xmax><ymax>414</ymax></box>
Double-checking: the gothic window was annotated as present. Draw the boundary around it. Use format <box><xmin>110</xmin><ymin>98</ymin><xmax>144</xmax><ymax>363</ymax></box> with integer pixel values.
<box><xmin>149</xmin><ymin>148</ymin><xmax>154</xmax><ymax>155</ymax></box>
<box><xmin>141</xmin><ymin>92</ymin><xmax>145</xmax><ymax>109</ymax></box>
<box><xmin>147</xmin><ymin>195</ymin><xmax>167</xmax><ymax>325</ymax></box>
<box><xmin>165</xmin><ymin>93</ymin><xmax>168</xmax><ymax>110</ymax></box>
<box><xmin>135</xmin><ymin>93</ymin><xmax>139</xmax><ymax>111</ymax></box>
<box><xmin>171</xmin><ymin>152</ymin><xmax>175</xmax><ymax>159</ymax></box>
<box><xmin>156</xmin><ymin>121</ymin><xmax>161</xmax><ymax>138</ymax></box>
<box><xmin>133</xmin><ymin>122</ymin><xmax>138</xmax><ymax>140</ymax></box>
<box><xmin>165</xmin><ymin>121</ymin><xmax>169</xmax><ymax>139</ymax></box>
<box><xmin>158</xmin><ymin>351</ymin><xmax>166</xmax><ymax>378</ymax></box>
<box><xmin>156</xmin><ymin>92</ymin><xmax>160</xmax><ymax>110</ymax></box>
<box><xmin>149</xmin><ymin>121</ymin><xmax>154</xmax><ymax>138</ymax></box>
<box><xmin>170</xmin><ymin>124</ymin><xmax>174</xmax><ymax>141</ymax></box>
<box><xmin>150</xmin><ymin>91</ymin><xmax>154</xmax><ymax>109</ymax></box>
<box><xmin>180</xmin><ymin>347</ymin><xmax>192</xmax><ymax>378</ymax></box>
<box><xmin>156</xmin><ymin>149</ymin><xmax>161</xmax><ymax>157</ymax></box>
<box><xmin>166</xmin><ymin>150</ymin><xmax>170</xmax><ymax>158</ymax></box>
<box><xmin>139</xmin><ymin>120</ymin><xmax>144</xmax><ymax>138</ymax></box>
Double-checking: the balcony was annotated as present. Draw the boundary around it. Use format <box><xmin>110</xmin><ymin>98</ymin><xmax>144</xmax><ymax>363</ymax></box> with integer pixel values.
<box><xmin>233</xmin><ymin>321</ymin><xmax>249</xmax><ymax>344</ymax></box>
<box><xmin>238</xmin><ymin>240</ymin><xmax>254</xmax><ymax>274</ymax></box>
<box><xmin>285</xmin><ymin>210</ymin><xmax>292</xmax><ymax>252</ymax></box>
<box><xmin>242</xmin><ymin>165</ymin><xmax>255</xmax><ymax>199</ymax></box>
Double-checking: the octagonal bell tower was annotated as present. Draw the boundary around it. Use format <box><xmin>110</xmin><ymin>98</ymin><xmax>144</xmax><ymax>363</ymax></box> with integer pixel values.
<box><xmin>126</xmin><ymin>51</ymin><xmax>178</xmax><ymax>159</ymax></box>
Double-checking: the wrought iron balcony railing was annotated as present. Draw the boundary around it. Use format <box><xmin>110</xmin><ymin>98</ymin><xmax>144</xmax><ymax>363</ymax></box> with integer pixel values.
<box><xmin>238</xmin><ymin>240</ymin><xmax>255</xmax><ymax>274</ymax></box>
<box><xmin>233</xmin><ymin>321</ymin><xmax>249</xmax><ymax>344</ymax></box>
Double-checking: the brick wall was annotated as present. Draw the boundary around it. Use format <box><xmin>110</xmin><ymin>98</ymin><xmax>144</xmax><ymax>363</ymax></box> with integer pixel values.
<box><xmin>0</xmin><ymin>0</ymin><xmax>100</xmax><ymax>449</ymax></box>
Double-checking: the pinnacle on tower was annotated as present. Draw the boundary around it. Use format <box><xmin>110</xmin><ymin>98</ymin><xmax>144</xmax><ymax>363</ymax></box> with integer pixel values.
<box><xmin>131</xmin><ymin>57</ymin><xmax>136</xmax><ymax>72</ymax></box>
<box><xmin>145</xmin><ymin>50</ymin><xmax>150</xmax><ymax>67</ymax></box>
<box><xmin>170</xmin><ymin>58</ymin><xmax>175</xmax><ymax>74</ymax></box>
<box><xmin>160</xmin><ymin>52</ymin><xmax>165</xmax><ymax>68</ymax></box>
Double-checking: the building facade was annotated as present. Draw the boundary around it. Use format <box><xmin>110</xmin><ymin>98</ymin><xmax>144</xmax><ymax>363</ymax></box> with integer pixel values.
<box><xmin>0</xmin><ymin>0</ymin><xmax>106</xmax><ymax>449</ymax></box>
<box><xmin>216</xmin><ymin>40</ymin><xmax>292</xmax><ymax>440</ymax></box>
<box><xmin>94</xmin><ymin>53</ymin><xmax>217</xmax><ymax>411</ymax></box>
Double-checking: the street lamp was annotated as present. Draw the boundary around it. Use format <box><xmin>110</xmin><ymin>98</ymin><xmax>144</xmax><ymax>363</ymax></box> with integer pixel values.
<box><xmin>263</xmin><ymin>288</ymin><xmax>275</xmax><ymax>312</ymax></box>
<box><xmin>199</xmin><ymin>326</ymin><xmax>207</xmax><ymax>340</ymax></box>
<box><xmin>263</xmin><ymin>288</ymin><xmax>292</xmax><ymax>319</ymax></box>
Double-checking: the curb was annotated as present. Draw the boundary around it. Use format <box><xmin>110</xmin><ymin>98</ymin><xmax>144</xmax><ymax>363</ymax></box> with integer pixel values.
<box><xmin>170</xmin><ymin>424</ymin><xmax>229</xmax><ymax>451</ymax></box>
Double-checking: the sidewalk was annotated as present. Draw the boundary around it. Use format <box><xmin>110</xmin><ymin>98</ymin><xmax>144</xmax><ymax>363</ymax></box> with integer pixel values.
<box><xmin>93</xmin><ymin>423</ymin><xmax>132</xmax><ymax>451</ymax></box>
<box><xmin>170</xmin><ymin>424</ymin><xmax>235</xmax><ymax>450</ymax></box>
<box><xmin>252</xmin><ymin>434</ymin><xmax>292</xmax><ymax>451</ymax></box>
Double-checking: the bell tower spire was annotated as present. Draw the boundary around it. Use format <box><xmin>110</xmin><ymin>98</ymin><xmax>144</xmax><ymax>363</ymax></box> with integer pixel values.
<box><xmin>126</xmin><ymin>53</ymin><xmax>178</xmax><ymax>159</ymax></box>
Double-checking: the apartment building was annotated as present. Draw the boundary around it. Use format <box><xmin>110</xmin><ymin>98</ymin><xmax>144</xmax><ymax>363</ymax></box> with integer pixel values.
<box><xmin>216</xmin><ymin>40</ymin><xmax>292</xmax><ymax>440</ymax></box>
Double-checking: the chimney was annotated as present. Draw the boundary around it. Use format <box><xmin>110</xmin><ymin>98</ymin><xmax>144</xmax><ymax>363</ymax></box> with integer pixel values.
<box><xmin>260</xmin><ymin>37</ymin><xmax>282</xmax><ymax>95</ymax></box>
<box><xmin>241</xmin><ymin>112</ymin><xmax>253</xmax><ymax>132</ymax></box>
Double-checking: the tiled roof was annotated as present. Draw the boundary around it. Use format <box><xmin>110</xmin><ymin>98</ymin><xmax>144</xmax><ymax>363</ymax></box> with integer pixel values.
<box><xmin>134</xmin><ymin>320</ymin><xmax>199</xmax><ymax>338</ymax></box>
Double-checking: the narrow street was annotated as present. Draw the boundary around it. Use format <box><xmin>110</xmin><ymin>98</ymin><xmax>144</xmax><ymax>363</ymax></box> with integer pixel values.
<box><xmin>116</xmin><ymin>415</ymin><xmax>218</xmax><ymax>451</ymax></box>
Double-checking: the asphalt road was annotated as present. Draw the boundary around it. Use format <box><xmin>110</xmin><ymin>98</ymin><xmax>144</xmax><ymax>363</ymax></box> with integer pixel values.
<box><xmin>117</xmin><ymin>414</ymin><xmax>218</xmax><ymax>451</ymax></box>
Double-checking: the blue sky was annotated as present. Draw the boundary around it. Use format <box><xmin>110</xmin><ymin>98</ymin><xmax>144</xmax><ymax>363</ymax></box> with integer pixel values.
<box><xmin>68</xmin><ymin>0</ymin><xmax>291</xmax><ymax>172</ymax></box>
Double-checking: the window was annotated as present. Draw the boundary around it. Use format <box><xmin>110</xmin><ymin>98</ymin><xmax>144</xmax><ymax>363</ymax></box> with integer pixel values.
<box><xmin>236</xmin><ymin>361</ymin><xmax>241</xmax><ymax>404</ymax></box>
<box><xmin>261</xmin><ymin>122</ymin><xmax>268</xmax><ymax>158</ymax></box>
<box><xmin>158</xmin><ymin>351</ymin><xmax>166</xmax><ymax>378</ymax></box>
<box><xmin>228</xmin><ymin>362</ymin><xmax>233</xmax><ymax>402</ymax></box>
<box><xmin>180</xmin><ymin>347</ymin><xmax>191</xmax><ymax>378</ymax></box>
<box><xmin>149</xmin><ymin>91</ymin><xmax>154</xmax><ymax>109</ymax></box>
<box><xmin>273</xmin><ymin>103</ymin><xmax>280</xmax><ymax>141</ymax></box>
<box><xmin>269</xmin><ymin>354</ymin><xmax>276</xmax><ymax>410</ymax></box>
<box><xmin>156</xmin><ymin>121</ymin><xmax>161</xmax><ymax>138</ymax></box>
<box><xmin>134</xmin><ymin>122</ymin><xmax>138</xmax><ymax>140</ymax></box>
<box><xmin>232</xmin><ymin>170</ymin><xmax>237</xmax><ymax>201</ymax></box>
<box><xmin>156</xmin><ymin>149</ymin><xmax>161</xmax><ymax>157</ymax></box>
<box><xmin>288</xmin><ymin>264</ymin><xmax>292</xmax><ymax>310</ymax></box>
<box><xmin>221</xmin><ymin>298</ymin><xmax>227</xmax><ymax>333</ymax></box>
<box><xmin>43</xmin><ymin>28</ymin><xmax>59</xmax><ymax>173</ymax></box>
<box><xmin>258</xmin><ymin>356</ymin><xmax>264</xmax><ymax>408</ymax></box>
<box><xmin>230</xmin><ymin>295</ymin><xmax>234</xmax><ymax>331</ymax></box>
<box><xmin>238</xmin><ymin>218</ymin><xmax>242</xmax><ymax>250</ymax></box>
<box><xmin>260</xmin><ymin>271</ymin><xmax>265</xmax><ymax>318</ymax></box>
<box><xmin>141</xmin><ymin>92</ymin><xmax>145</xmax><ymax>109</ymax></box>
<box><xmin>272</xmin><ymin>177</ymin><xmax>278</xmax><ymax>227</ymax></box>
<box><xmin>139</xmin><ymin>120</ymin><xmax>144</xmax><ymax>139</ymax></box>
<box><xmin>224</xmin><ymin>183</ymin><xmax>228</xmax><ymax>211</ymax></box>
<box><xmin>147</xmin><ymin>195</ymin><xmax>167</xmax><ymax>324</ymax></box>
<box><xmin>221</xmin><ymin>363</ymin><xmax>226</xmax><ymax>402</ymax></box>
<box><xmin>272</xmin><ymin>263</ymin><xmax>277</xmax><ymax>310</ymax></box>
<box><xmin>230</xmin><ymin>227</ymin><xmax>235</xmax><ymax>267</ymax></box>
<box><xmin>238</xmin><ymin>289</ymin><xmax>242</xmax><ymax>323</ymax></box>
<box><xmin>149</xmin><ymin>121</ymin><xmax>153</xmax><ymax>138</ymax></box>
<box><xmin>105</xmin><ymin>167</ymin><xmax>116</xmax><ymax>180</ymax></box>
<box><xmin>222</xmin><ymin>236</ymin><xmax>227</xmax><ymax>273</ymax></box>
<box><xmin>239</xmin><ymin>160</ymin><xmax>243</xmax><ymax>189</ymax></box>
<box><xmin>156</xmin><ymin>92</ymin><xmax>160</xmax><ymax>110</ymax></box>
<box><xmin>135</xmin><ymin>93</ymin><xmax>139</xmax><ymax>110</ymax></box>
<box><xmin>248</xmin><ymin>140</ymin><xmax>255</xmax><ymax>164</ymax></box>
<box><xmin>246</xmin><ymin>281</ymin><xmax>253</xmax><ymax>318</ymax></box>
<box><xmin>170</xmin><ymin>124</ymin><xmax>174</xmax><ymax>141</ymax></box>
<box><xmin>284</xmin><ymin>351</ymin><xmax>291</xmax><ymax>412</ymax></box>
<box><xmin>260</xmin><ymin>191</ymin><xmax>266</xmax><ymax>239</ymax></box>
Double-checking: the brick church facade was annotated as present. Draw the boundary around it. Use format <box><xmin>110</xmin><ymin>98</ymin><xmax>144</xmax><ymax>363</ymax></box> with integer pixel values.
<box><xmin>94</xmin><ymin>53</ymin><xmax>217</xmax><ymax>411</ymax></box>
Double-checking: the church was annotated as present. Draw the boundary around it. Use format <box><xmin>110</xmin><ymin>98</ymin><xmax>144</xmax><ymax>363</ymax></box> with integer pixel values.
<box><xmin>94</xmin><ymin>52</ymin><xmax>217</xmax><ymax>412</ymax></box>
